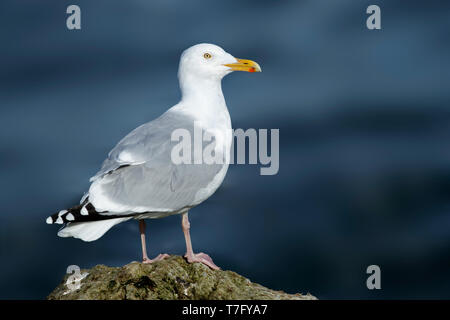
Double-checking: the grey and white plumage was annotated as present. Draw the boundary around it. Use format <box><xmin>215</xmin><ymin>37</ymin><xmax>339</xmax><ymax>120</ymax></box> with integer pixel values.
<box><xmin>46</xmin><ymin>43</ymin><xmax>261</xmax><ymax>254</ymax></box>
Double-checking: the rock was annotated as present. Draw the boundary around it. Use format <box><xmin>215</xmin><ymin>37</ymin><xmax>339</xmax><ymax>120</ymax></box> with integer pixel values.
<box><xmin>47</xmin><ymin>256</ymin><xmax>316</xmax><ymax>300</ymax></box>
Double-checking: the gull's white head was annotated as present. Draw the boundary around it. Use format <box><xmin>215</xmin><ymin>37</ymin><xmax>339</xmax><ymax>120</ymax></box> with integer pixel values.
<box><xmin>178</xmin><ymin>43</ymin><xmax>261</xmax><ymax>83</ymax></box>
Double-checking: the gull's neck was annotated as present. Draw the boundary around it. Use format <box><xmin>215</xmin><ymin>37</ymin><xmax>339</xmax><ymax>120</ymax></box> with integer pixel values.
<box><xmin>177</xmin><ymin>73</ymin><xmax>230</xmax><ymax>128</ymax></box>
<box><xmin>179</xmin><ymin>74</ymin><xmax>225</xmax><ymax>105</ymax></box>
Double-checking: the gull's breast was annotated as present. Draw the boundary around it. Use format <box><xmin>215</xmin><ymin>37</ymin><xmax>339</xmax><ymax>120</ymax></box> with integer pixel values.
<box><xmin>192</xmin><ymin>112</ymin><xmax>232</xmax><ymax>205</ymax></box>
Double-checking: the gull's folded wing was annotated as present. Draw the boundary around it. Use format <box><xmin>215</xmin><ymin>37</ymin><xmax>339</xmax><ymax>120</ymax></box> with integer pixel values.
<box><xmin>87</xmin><ymin>109</ymin><xmax>227</xmax><ymax>215</ymax></box>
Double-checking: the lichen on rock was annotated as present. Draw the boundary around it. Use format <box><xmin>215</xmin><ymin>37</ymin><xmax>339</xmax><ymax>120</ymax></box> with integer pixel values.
<box><xmin>47</xmin><ymin>256</ymin><xmax>316</xmax><ymax>300</ymax></box>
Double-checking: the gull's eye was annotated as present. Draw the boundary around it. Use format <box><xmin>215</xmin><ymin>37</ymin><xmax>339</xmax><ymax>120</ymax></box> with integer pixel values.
<box><xmin>203</xmin><ymin>53</ymin><xmax>212</xmax><ymax>59</ymax></box>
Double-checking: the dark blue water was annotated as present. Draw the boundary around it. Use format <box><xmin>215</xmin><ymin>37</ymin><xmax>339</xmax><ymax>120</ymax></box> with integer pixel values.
<box><xmin>1</xmin><ymin>0</ymin><xmax>450</xmax><ymax>299</ymax></box>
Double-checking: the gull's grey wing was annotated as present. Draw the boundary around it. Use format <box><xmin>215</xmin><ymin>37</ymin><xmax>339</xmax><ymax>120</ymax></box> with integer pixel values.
<box><xmin>88</xmin><ymin>109</ymin><xmax>228</xmax><ymax>214</ymax></box>
<box><xmin>90</xmin><ymin>111</ymin><xmax>182</xmax><ymax>182</ymax></box>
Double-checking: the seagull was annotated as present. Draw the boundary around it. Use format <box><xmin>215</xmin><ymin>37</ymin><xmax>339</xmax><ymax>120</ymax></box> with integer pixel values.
<box><xmin>46</xmin><ymin>43</ymin><xmax>261</xmax><ymax>270</ymax></box>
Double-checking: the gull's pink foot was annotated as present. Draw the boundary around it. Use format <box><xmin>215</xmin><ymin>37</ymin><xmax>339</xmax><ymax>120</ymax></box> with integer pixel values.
<box><xmin>185</xmin><ymin>252</ymin><xmax>220</xmax><ymax>270</ymax></box>
<box><xmin>142</xmin><ymin>253</ymin><xmax>170</xmax><ymax>264</ymax></box>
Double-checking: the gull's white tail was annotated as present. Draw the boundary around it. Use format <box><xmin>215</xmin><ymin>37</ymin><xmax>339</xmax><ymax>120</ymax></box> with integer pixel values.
<box><xmin>57</xmin><ymin>217</ymin><xmax>132</xmax><ymax>242</ymax></box>
<box><xmin>46</xmin><ymin>197</ymin><xmax>134</xmax><ymax>241</ymax></box>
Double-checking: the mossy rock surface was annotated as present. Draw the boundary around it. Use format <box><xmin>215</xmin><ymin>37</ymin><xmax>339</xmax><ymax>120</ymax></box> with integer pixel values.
<box><xmin>47</xmin><ymin>256</ymin><xmax>316</xmax><ymax>300</ymax></box>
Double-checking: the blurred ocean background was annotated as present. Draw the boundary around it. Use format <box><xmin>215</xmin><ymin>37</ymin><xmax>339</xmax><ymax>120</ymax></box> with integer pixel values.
<box><xmin>1</xmin><ymin>0</ymin><xmax>450</xmax><ymax>299</ymax></box>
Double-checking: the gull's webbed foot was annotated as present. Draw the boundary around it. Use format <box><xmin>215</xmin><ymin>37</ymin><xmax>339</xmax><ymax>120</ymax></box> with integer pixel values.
<box><xmin>142</xmin><ymin>253</ymin><xmax>170</xmax><ymax>264</ymax></box>
<box><xmin>184</xmin><ymin>252</ymin><xmax>220</xmax><ymax>270</ymax></box>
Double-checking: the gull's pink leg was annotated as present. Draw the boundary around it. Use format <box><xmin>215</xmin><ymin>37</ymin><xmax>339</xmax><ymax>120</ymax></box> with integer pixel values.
<box><xmin>139</xmin><ymin>220</ymin><xmax>169</xmax><ymax>264</ymax></box>
<box><xmin>181</xmin><ymin>212</ymin><xmax>220</xmax><ymax>270</ymax></box>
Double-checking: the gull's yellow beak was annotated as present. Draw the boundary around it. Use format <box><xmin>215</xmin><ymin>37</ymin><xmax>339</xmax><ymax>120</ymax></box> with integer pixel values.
<box><xmin>224</xmin><ymin>59</ymin><xmax>262</xmax><ymax>73</ymax></box>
